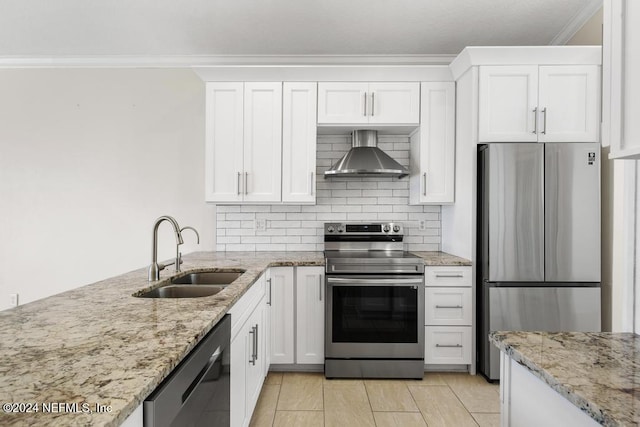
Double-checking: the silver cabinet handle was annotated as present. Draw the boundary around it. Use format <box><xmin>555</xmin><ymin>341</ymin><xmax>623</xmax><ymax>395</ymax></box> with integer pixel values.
<box><xmin>309</xmin><ymin>172</ymin><xmax>314</xmax><ymax>195</ymax></box>
<box><xmin>435</xmin><ymin>305</ymin><xmax>463</xmax><ymax>309</ymax></box>
<box><xmin>248</xmin><ymin>326</ymin><xmax>256</xmax><ymax>365</ymax></box>
<box><xmin>244</xmin><ymin>172</ymin><xmax>248</xmax><ymax>195</ymax></box>
<box><xmin>319</xmin><ymin>274</ymin><xmax>323</xmax><ymax>301</ymax></box>
<box><xmin>363</xmin><ymin>92</ymin><xmax>367</xmax><ymax>116</ymax></box>
<box><xmin>267</xmin><ymin>278</ymin><xmax>272</xmax><ymax>306</ymax></box>
<box><xmin>371</xmin><ymin>92</ymin><xmax>375</xmax><ymax>116</ymax></box>
<box><xmin>254</xmin><ymin>324</ymin><xmax>259</xmax><ymax>361</ymax></box>
<box><xmin>237</xmin><ymin>172</ymin><xmax>241</xmax><ymax>195</ymax></box>
<box><xmin>436</xmin><ymin>344</ymin><xmax>463</xmax><ymax>348</ymax></box>
<box><xmin>541</xmin><ymin>107</ymin><xmax>547</xmax><ymax>135</ymax></box>
<box><xmin>435</xmin><ymin>274</ymin><xmax>464</xmax><ymax>278</ymax></box>
<box><xmin>423</xmin><ymin>172</ymin><xmax>427</xmax><ymax>196</ymax></box>
<box><xmin>532</xmin><ymin>107</ymin><xmax>538</xmax><ymax>134</ymax></box>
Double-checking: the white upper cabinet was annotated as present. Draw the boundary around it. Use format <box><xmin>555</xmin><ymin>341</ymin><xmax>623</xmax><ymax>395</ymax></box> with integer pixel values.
<box><xmin>282</xmin><ymin>82</ymin><xmax>317</xmax><ymax>203</ymax></box>
<box><xmin>479</xmin><ymin>66</ymin><xmax>539</xmax><ymax>142</ymax></box>
<box><xmin>410</xmin><ymin>82</ymin><xmax>456</xmax><ymax>205</ymax></box>
<box><xmin>537</xmin><ymin>66</ymin><xmax>600</xmax><ymax>142</ymax></box>
<box><xmin>317</xmin><ymin>82</ymin><xmax>419</xmax><ymax>125</ymax></box>
<box><xmin>205</xmin><ymin>82</ymin><xmax>244</xmax><ymax>203</ymax></box>
<box><xmin>243</xmin><ymin>83</ymin><xmax>283</xmax><ymax>203</ymax></box>
<box><xmin>604</xmin><ymin>0</ymin><xmax>640</xmax><ymax>158</ymax></box>
<box><xmin>205</xmin><ymin>82</ymin><xmax>282</xmax><ymax>204</ymax></box>
<box><xmin>479</xmin><ymin>65</ymin><xmax>600</xmax><ymax>143</ymax></box>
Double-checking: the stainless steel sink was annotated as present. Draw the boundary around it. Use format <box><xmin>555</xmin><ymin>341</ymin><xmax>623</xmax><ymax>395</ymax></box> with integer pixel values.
<box><xmin>135</xmin><ymin>270</ymin><xmax>245</xmax><ymax>298</ymax></box>
<box><xmin>171</xmin><ymin>271</ymin><xmax>243</xmax><ymax>285</ymax></box>
<box><xmin>137</xmin><ymin>284</ymin><xmax>228</xmax><ymax>298</ymax></box>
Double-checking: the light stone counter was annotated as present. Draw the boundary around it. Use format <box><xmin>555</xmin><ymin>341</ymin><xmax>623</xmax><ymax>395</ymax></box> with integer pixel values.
<box><xmin>0</xmin><ymin>250</ymin><xmax>467</xmax><ymax>426</ymax></box>
<box><xmin>490</xmin><ymin>331</ymin><xmax>640</xmax><ymax>426</ymax></box>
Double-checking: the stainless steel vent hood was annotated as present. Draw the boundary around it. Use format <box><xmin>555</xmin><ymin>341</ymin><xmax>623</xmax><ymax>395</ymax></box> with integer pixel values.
<box><xmin>324</xmin><ymin>130</ymin><xmax>408</xmax><ymax>178</ymax></box>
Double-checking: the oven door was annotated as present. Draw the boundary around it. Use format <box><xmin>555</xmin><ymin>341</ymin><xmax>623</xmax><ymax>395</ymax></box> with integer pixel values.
<box><xmin>325</xmin><ymin>275</ymin><xmax>424</xmax><ymax>359</ymax></box>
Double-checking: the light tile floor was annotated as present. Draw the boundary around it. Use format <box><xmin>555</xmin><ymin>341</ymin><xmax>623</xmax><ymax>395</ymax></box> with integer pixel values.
<box><xmin>250</xmin><ymin>372</ymin><xmax>500</xmax><ymax>427</ymax></box>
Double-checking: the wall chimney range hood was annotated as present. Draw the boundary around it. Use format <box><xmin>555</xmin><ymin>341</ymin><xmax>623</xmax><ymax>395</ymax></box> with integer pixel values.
<box><xmin>324</xmin><ymin>130</ymin><xmax>408</xmax><ymax>179</ymax></box>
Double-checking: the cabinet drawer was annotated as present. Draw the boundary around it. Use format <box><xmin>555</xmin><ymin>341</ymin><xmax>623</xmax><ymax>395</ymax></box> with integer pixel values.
<box><xmin>425</xmin><ymin>288</ymin><xmax>472</xmax><ymax>326</ymax></box>
<box><xmin>425</xmin><ymin>326</ymin><xmax>472</xmax><ymax>365</ymax></box>
<box><xmin>425</xmin><ymin>266</ymin><xmax>472</xmax><ymax>287</ymax></box>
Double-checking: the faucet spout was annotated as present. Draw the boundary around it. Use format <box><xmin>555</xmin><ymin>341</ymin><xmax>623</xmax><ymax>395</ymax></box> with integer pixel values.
<box><xmin>149</xmin><ymin>215</ymin><xmax>183</xmax><ymax>281</ymax></box>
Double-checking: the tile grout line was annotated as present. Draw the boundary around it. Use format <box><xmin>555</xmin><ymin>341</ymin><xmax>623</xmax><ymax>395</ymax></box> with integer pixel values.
<box><xmin>444</xmin><ymin>382</ymin><xmax>480</xmax><ymax>427</ymax></box>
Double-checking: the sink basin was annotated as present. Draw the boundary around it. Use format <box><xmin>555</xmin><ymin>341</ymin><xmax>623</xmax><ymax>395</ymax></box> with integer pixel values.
<box><xmin>135</xmin><ymin>270</ymin><xmax>245</xmax><ymax>298</ymax></box>
<box><xmin>137</xmin><ymin>284</ymin><xmax>228</xmax><ymax>298</ymax></box>
<box><xmin>171</xmin><ymin>271</ymin><xmax>244</xmax><ymax>285</ymax></box>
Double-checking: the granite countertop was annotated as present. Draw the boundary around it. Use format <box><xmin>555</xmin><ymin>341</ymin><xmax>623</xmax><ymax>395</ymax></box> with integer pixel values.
<box><xmin>490</xmin><ymin>331</ymin><xmax>640</xmax><ymax>426</ymax></box>
<box><xmin>0</xmin><ymin>250</ymin><xmax>469</xmax><ymax>426</ymax></box>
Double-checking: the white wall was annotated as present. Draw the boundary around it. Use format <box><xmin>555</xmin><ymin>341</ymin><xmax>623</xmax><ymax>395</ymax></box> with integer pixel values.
<box><xmin>216</xmin><ymin>135</ymin><xmax>441</xmax><ymax>252</ymax></box>
<box><xmin>0</xmin><ymin>68</ymin><xmax>215</xmax><ymax>311</ymax></box>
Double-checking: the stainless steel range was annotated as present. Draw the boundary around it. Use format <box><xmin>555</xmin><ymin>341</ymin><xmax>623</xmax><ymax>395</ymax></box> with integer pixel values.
<box><xmin>324</xmin><ymin>222</ymin><xmax>425</xmax><ymax>379</ymax></box>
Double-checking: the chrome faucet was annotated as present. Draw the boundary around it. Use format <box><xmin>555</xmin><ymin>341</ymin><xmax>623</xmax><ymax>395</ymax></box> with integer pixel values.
<box><xmin>176</xmin><ymin>226</ymin><xmax>200</xmax><ymax>272</ymax></box>
<box><xmin>148</xmin><ymin>216</ymin><xmax>184</xmax><ymax>281</ymax></box>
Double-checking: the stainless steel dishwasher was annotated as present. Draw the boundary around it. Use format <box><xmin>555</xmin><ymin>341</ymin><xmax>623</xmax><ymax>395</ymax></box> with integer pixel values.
<box><xmin>144</xmin><ymin>315</ymin><xmax>230</xmax><ymax>427</ymax></box>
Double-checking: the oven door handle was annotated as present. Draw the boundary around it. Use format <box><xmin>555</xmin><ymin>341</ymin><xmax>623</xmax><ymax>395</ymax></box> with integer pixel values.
<box><xmin>326</xmin><ymin>277</ymin><xmax>424</xmax><ymax>285</ymax></box>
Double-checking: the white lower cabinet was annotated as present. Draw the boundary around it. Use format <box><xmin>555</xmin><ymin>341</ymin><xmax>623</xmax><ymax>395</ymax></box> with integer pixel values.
<box><xmin>268</xmin><ymin>266</ymin><xmax>325</xmax><ymax>366</ymax></box>
<box><xmin>268</xmin><ymin>267</ymin><xmax>295</xmax><ymax>364</ymax></box>
<box><xmin>229</xmin><ymin>275</ymin><xmax>267</xmax><ymax>427</ymax></box>
<box><xmin>424</xmin><ymin>266</ymin><xmax>472</xmax><ymax>366</ymax></box>
<box><xmin>295</xmin><ymin>266</ymin><xmax>325</xmax><ymax>364</ymax></box>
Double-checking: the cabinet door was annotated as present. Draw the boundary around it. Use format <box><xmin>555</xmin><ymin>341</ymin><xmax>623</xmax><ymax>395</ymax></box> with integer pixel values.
<box><xmin>205</xmin><ymin>82</ymin><xmax>244</xmax><ymax>202</ymax></box>
<box><xmin>479</xmin><ymin>66</ymin><xmax>539</xmax><ymax>142</ymax></box>
<box><xmin>230</xmin><ymin>319</ymin><xmax>248</xmax><ymax>427</ymax></box>
<box><xmin>538</xmin><ymin>66</ymin><xmax>600</xmax><ymax>142</ymax></box>
<box><xmin>317</xmin><ymin>82</ymin><xmax>369</xmax><ymax>124</ymax></box>
<box><xmin>368</xmin><ymin>82</ymin><xmax>420</xmax><ymax>124</ymax></box>
<box><xmin>269</xmin><ymin>267</ymin><xmax>295</xmax><ymax>364</ymax></box>
<box><xmin>244</xmin><ymin>301</ymin><xmax>265</xmax><ymax>425</ymax></box>
<box><xmin>409</xmin><ymin>82</ymin><xmax>455</xmax><ymax>204</ymax></box>
<box><xmin>243</xmin><ymin>82</ymin><xmax>282</xmax><ymax>203</ymax></box>
<box><xmin>295</xmin><ymin>267</ymin><xmax>325</xmax><ymax>364</ymax></box>
<box><xmin>282</xmin><ymin>83</ymin><xmax>317</xmax><ymax>203</ymax></box>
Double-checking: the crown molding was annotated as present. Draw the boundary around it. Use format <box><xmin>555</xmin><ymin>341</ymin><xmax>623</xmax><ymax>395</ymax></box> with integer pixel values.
<box><xmin>0</xmin><ymin>54</ymin><xmax>457</xmax><ymax>69</ymax></box>
<box><xmin>550</xmin><ymin>0</ymin><xmax>603</xmax><ymax>45</ymax></box>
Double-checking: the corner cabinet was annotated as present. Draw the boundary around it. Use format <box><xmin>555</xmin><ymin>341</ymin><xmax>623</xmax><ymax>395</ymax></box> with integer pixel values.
<box><xmin>317</xmin><ymin>82</ymin><xmax>420</xmax><ymax>125</ymax></box>
<box><xmin>478</xmin><ymin>65</ymin><xmax>600</xmax><ymax>143</ymax></box>
<box><xmin>409</xmin><ymin>82</ymin><xmax>456</xmax><ymax>204</ymax></box>
<box><xmin>206</xmin><ymin>82</ymin><xmax>282</xmax><ymax>203</ymax></box>
<box><xmin>604</xmin><ymin>0</ymin><xmax>640</xmax><ymax>158</ymax></box>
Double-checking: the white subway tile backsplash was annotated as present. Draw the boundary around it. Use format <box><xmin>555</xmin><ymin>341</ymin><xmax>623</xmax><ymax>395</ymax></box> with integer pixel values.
<box><xmin>215</xmin><ymin>135</ymin><xmax>442</xmax><ymax>252</ymax></box>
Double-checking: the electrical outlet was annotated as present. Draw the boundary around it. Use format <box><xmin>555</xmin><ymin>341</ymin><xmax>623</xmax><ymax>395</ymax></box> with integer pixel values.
<box><xmin>254</xmin><ymin>218</ymin><xmax>267</xmax><ymax>231</ymax></box>
<box><xmin>418</xmin><ymin>220</ymin><xmax>426</xmax><ymax>231</ymax></box>
<box><xmin>9</xmin><ymin>293</ymin><xmax>18</xmax><ymax>307</ymax></box>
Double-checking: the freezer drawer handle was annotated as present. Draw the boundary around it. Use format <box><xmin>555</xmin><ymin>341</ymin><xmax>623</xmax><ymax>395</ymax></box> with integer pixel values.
<box><xmin>435</xmin><ymin>344</ymin><xmax>463</xmax><ymax>348</ymax></box>
<box><xmin>435</xmin><ymin>305</ymin><xmax>463</xmax><ymax>309</ymax></box>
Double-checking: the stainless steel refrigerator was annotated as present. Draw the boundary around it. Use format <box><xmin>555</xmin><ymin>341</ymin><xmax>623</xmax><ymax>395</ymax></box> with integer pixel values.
<box><xmin>477</xmin><ymin>143</ymin><xmax>601</xmax><ymax>381</ymax></box>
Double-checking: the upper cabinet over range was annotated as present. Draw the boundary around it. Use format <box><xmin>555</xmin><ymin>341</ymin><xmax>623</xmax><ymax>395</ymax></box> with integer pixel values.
<box><xmin>317</xmin><ymin>82</ymin><xmax>420</xmax><ymax>126</ymax></box>
<box><xmin>478</xmin><ymin>65</ymin><xmax>600</xmax><ymax>143</ymax></box>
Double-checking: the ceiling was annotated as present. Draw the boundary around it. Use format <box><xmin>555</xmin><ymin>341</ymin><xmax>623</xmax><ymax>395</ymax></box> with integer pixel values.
<box><xmin>0</xmin><ymin>0</ymin><xmax>600</xmax><ymax>59</ymax></box>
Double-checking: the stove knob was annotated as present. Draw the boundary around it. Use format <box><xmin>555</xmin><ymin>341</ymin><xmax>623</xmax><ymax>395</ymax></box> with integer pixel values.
<box><xmin>327</xmin><ymin>225</ymin><xmax>335</xmax><ymax>233</ymax></box>
<box><xmin>383</xmin><ymin>225</ymin><xmax>391</xmax><ymax>232</ymax></box>
<box><xmin>393</xmin><ymin>225</ymin><xmax>401</xmax><ymax>233</ymax></box>
<box><xmin>337</xmin><ymin>225</ymin><xmax>345</xmax><ymax>233</ymax></box>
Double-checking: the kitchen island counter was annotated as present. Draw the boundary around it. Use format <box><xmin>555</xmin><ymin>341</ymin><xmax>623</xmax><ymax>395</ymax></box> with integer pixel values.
<box><xmin>490</xmin><ymin>331</ymin><xmax>640</xmax><ymax>426</ymax></box>
<box><xmin>0</xmin><ymin>250</ymin><xmax>468</xmax><ymax>426</ymax></box>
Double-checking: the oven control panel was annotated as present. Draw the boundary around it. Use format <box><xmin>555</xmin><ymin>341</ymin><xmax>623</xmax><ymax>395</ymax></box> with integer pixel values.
<box><xmin>324</xmin><ymin>222</ymin><xmax>403</xmax><ymax>235</ymax></box>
